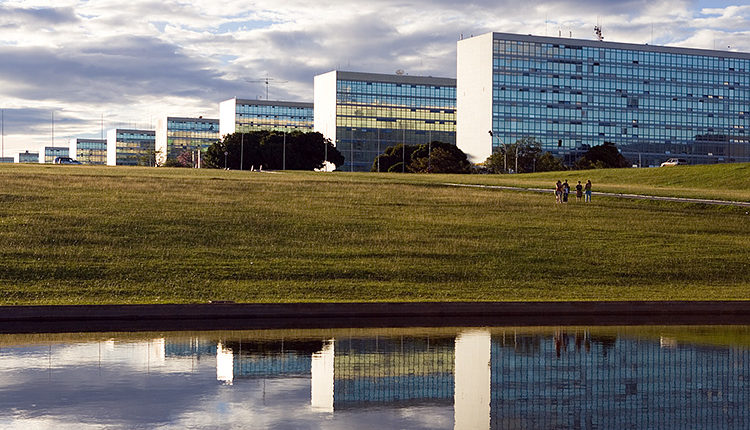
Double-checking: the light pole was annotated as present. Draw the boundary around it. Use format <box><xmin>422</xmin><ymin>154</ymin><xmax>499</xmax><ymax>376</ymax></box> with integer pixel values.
<box><xmin>488</xmin><ymin>130</ymin><xmax>507</xmax><ymax>173</ymax></box>
<box><xmin>224</xmin><ymin>150</ymin><xmax>228</xmax><ymax>170</ymax></box>
<box><xmin>402</xmin><ymin>127</ymin><xmax>405</xmax><ymax>173</ymax></box>
<box><xmin>515</xmin><ymin>144</ymin><xmax>519</xmax><ymax>174</ymax></box>
<box><xmin>240</xmin><ymin>133</ymin><xmax>244</xmax><ymax>171</ymax></box>
<box><xmin>282</xmin><ymin>129</ymin><xmax>286</xmax><ymax>170</ymax></box>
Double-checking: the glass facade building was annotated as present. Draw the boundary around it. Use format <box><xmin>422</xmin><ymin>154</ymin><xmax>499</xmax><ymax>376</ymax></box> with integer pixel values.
<box><xmin>106</xmin><ymin>129</ymin><xmax>156</xmax><ymax>166</ymax></box>
<box><xmin>458</xmin><ymin>32</ymin><xmax>750</xmax><ymax>166</ymax></box>
<box><xmin>219</xmin><ymin>98</ymin><xmax>313</xmax><ymax>138</ymax></box>
<box><xmin>15</xmin><ymin>151</ymin><xmax>39</xmax><ymax>163</ymax></box>
<box><xmin>155</xmin><ymin>117</ymin><xmax>219</xmax><ymax>165</ymax></box>
<box><xmin>315</xmin><ymin>71</ymin><xmax>457</xmax><ymax>172</ymax></box>
<box><xmin>69</xmin><ymin>138</ymin><xmax>107</xmax><ymax>165</ymax></box>
<box><xmin>39</xmin><ymin>146</ymin><xmax>69</xmax><ymax>163</ymax></box>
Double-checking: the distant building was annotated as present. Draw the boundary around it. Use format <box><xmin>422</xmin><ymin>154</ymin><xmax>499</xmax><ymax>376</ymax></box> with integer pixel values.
<box><xmin>314</xmin><ymin>70</ymin><xmax>457</xmax><ymax>172</ymax></box>
<box><xmin>155</xmin><ymin>117</ymin><xmax>220</xmax><ymax>165</ymax></box>
<box><xmin>0</xmin><ymin>157</ymin><xmax>13</xmax><ymax>163</ymax></box>
<box><xmin>69</xmin><ymin>138</ymin><xmax>107</xmax><ymax>165</ymax></box>
<box><xmin>457</xmin><ymin>32</ymin><xmax>750</xmax><ymax>166</ymax></box>
<box><xmin>106</xmin><ymin>129</ymin><xmax>156</xmax><ymax>166</ymax></box>
<box><xmin>39</xmin><ymin>146</ymin><xmax>69</xmax><ymax>163</ymax></box>
<box><xmin>219</xmin><ymin>98</ymin><xmax>314</xmax><ymax>138</ymax></box>
<box><xmin>15</xmin><ymin>151</ymin><xmax>39</xmax><ymax>163</ymax></box>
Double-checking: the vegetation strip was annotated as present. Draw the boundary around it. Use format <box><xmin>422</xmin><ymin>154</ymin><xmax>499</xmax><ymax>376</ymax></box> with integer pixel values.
<box><xmin>443</xmin><ymin>183</ymin><xmax>750</xmax><ymax>207</ymax></box>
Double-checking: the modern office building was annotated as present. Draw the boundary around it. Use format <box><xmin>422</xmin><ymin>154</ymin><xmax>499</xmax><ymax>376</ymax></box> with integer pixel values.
<box><xmin>106</xmin><ymin>129</ymin><xmax>156</xmax><ymax>166</ymax></box>
<box><xmin>314</xmin><ymin>71</ymin><xmax>457</xmax><ymax>171</ymax></box>
<box><xmin>69</xmin><ymin>138</ymin><xmax>107</xmax><ymax>165</ymax></box>
<box><xmin>15</xmin><ymin>151</ymin><xmax>39</xmax><ymax>163</ymax></box>
<box><xmin>458</xmin><ymin>32</ymin><xmax>750</xmax><ymax>166</ymax></box>
<box><xmin>219</xmin><ymin>98</ymin><xmax>314</xmax><ymax>138</ymax></box>
<box><xmin>0</xmin><ymin>157</ymin><xmax>13</xmax><ymax>163</ymax></box>
<box><xmin>155</xmin><ymin>117</ymin><xmax>220</xmax><ymax>165</ymax></box>
<box><xmin>39</xmin><ymin>146</ymin><xmax>69</xmax><ymax>163</ymax></box>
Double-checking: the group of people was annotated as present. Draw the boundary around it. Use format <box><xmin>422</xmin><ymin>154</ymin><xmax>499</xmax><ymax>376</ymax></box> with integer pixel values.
<box><xmin>555</xmin><ymin>179</ymin><xmax>592</xmax><ymax>203</ymax></box>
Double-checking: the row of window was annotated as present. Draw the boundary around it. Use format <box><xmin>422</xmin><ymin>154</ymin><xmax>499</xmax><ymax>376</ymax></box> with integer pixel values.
<box><xmin>236</xmin><ymin>104</ymin><xmax>313</xmax><ymax>118</ymax></box>
<box><xmin>337</xmin><ymin>80</ymin><xmax>455</xmax><ymax>101</ymax></box>
<box><xmin>166</xmin><ymin>121</ymin><xmax>218</xmax><ymax>132</ymax></box>
<box><xmin>493</xmin><ymin>40</ymin><xmax>750</xmax><ymax>71</ymax></box>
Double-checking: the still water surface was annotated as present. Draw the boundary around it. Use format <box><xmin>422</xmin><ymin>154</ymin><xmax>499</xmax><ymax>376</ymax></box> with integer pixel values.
<box><xmin>0</xmin><ymin>326</ymin><xmax>747</xmax><ymax>429</ymax></box>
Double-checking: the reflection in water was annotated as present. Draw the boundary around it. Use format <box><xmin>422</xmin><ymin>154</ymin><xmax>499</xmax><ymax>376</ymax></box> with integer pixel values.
<box><xmin>0</xmin><ymin>326</ymin><xmax>747</xmax><ymax>429</ymax></box>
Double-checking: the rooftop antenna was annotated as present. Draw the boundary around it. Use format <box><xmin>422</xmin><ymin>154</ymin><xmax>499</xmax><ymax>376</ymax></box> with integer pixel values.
<box><xmin>246</xmin><ymin>75</ymin><xmax>288</xmax><ymax>100</ymax></box>
<box><xmin>594</xmin><ymin>25</ymin><xmax>603</xmax><ymax>41</ymax></box>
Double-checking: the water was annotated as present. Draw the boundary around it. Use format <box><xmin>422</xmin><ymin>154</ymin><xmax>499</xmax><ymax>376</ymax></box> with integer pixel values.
<box><xmin>0</xmin><ymin>326</ymin><xmax>747</xmax><ymax>429</ymax></box>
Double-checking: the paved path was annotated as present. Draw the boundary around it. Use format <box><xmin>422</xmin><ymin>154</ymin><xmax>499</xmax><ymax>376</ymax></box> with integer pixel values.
<box><xmin>444</xmin><ymin>183</ymin><xmax>750</xmax><ymax>208</ymax></box>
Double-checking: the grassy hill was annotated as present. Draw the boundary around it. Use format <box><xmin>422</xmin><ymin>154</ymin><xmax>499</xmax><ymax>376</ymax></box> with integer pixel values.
<box><xmin>413</xmin><ymin>162</ymin><xmax>750</xmax><ymax>201</ymax></box>
<box><xmin>0</xmin><ymin>164</ymin><xmax>748</xmax><ymax>305</ymax></box>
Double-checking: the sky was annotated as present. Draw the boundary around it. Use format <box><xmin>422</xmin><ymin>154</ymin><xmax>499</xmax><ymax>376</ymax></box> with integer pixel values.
<box><xmin>0</xmin><ymin>0</ymin><xmax>749</xmax><ymax>157</ymax></box>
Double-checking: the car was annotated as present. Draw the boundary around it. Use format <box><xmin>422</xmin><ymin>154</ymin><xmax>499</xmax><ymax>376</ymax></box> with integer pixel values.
<box><xmin>53</xmin><ymin>157</ymin><xmax>82</xmax><ymax>165</ymax></box>
<box><xmin>660</xmin><ymin>158</ymin><xmax>687</xmax><ymax>167</ymax></box>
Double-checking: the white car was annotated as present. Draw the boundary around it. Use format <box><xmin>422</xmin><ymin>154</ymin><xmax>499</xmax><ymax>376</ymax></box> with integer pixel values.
<box><xmin>660</xmin><ymin>158</ymin><xmax>687</xmax><ymax>167</ymax></box>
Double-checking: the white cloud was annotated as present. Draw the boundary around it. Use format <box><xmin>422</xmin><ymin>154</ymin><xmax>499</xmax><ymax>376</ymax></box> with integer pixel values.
<box><xmin>0</xmin><ymin>1</ymin><xmax>748</xmax><ymax>156</ymax></box>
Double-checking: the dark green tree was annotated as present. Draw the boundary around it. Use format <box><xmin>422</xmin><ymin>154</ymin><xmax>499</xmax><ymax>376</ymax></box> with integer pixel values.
<box><xmin>372</xmin><ymin>143</ymin><xmax>419</xmax><ymax>172</ymax></box>
<box><xmin>409</xmin><ymin>141</ymin><xmax>471</xmax><ymax>173</ymax></box>
<box><xmin>484</xmin><ymin>137</ymin><xmax>565</xmax><ymax>173</ymax></box>
<box><xmin>203</xmin><ymin>131</ymin><xmax>342</xmax><ymax>170</ymax></box>
<box><xmin>574</xmin><ymin>142</ymin><xmax>630</xmax><ymax>169</ymax></box>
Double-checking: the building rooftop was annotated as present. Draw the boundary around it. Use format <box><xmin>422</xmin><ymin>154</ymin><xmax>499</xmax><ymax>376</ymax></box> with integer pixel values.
<box><xmin>334</xmin><ymin>70</ymin><xmax>456</xmax><ymax>87</ymax></box>
<box><xmin>486</xmin><ymin>32</ymin><xmax>750</xmax><ymax>60</ymax></box>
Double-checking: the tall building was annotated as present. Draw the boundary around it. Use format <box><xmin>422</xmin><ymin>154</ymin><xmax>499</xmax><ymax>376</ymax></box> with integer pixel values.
<box><xmin>0</xmin><ymin>157</ymin><xmax>13</xmax><ymax>163</ymax></box>
<box><xmin>69</xmin><ymin>138</ymin><xmax>107</xmax><ymax>165</ymax></box>
<box><xmin>314</xmin><ymin>71</ymin><xmax>457</xmax><ymax>171</ymax></box>
<box><xmin>106</xmin><ymin>129</ymin><xmax>156</xmax><ymax>166</ymax></box>
<box><xmin>39</xmin><ymin>146</ymin><xmax>69</xmax><ymax>163</ymax></box>
<box><xmin>219</xmin><ymin>98</ymin><xmax>314</xmax><ymax>138</ymax></box>
<box><xmin>155</xmin><ymin>117</ymin><xmax>220</xmax><ymax>165</ymax></box>
<box><xmin>15</xmin><ymin>151</ymin><xmax>39</xmax><ymax>163</ymax></box>
<box><xmin>458</xmin><ymin>32</ymin><xmax>750</xmax><ymax>166</ymax></box>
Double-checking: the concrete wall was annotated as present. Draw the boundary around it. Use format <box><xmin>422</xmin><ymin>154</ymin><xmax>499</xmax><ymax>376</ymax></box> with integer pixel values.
<box><xmin>155</xmin><ymin>117</ymin><xmax>167</xmax><ymax>166</ymax></box>
<box><xmin>314</xmin><ymin>71</ymin><xmax>338</xmax><ymax>147</ymax></box>
<box><xmin>106</xmin><ymin>129</ymin><xmax>117</xmax><ymax>166</ymax></box>
<box><xmin>457</xmin><ymin>33</ymin><xmax>494</xmax><ymax>164</ymax></box>
<box><xmin>219</xmin><ymin>98</ymin><xmax>237</xmax><ymax>138</ymax></box>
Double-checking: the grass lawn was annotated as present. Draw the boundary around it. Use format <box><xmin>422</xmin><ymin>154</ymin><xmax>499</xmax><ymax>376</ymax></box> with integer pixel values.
<box><xmin>0</xmin><ymin>163</ymin><xmax>748</xmax><ymax>305</ymax></box>
<box><xmin>410</xmin><ymin>162</ymin><xmax>750</xmax><ymax>202</ymax></box>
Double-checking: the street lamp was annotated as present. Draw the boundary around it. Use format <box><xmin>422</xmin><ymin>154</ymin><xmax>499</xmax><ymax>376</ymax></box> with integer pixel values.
<box><xmin>488</xmin><ymin>130</ymin><xmax>507</xmax><ymax>173</ymax></box>
<box><xmin>224</xmin><ymin>150</ymin><xmax>228</xmax><ymax>170</ymax></box>
<box><xmin>282</xmin><ymin>129</ymin><xmax>286</xmax><ymax>170</ymax></box>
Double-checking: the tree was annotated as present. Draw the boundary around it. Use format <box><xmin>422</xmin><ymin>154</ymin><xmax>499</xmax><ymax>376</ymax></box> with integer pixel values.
<box><xmin>483</xmin><ymin>137</ymin><xmax>565</xmax><ymax>173</ymax></box>
<box><xmin>372</xmin><ymin>141</ymin><xmax>471</xmax><ymax>174</ymax></box>
<box><xmin>575</xmin><ymin>142</ymin><xmax>629</xmax><ymax>169</ymax></box>
<box><xmin>203</xmin><ymin>131</ymin><xmax>343</xmax><ymax>170</ymax></box>
<box><xmin>409</xmin><ymin>141</ymin><xmax>471</xmax><ymax>173</ymax></box>
<box><xmin>372</xmin><ymin>143</ymin><xmax>419</xmax><ymax>172</ymax></box>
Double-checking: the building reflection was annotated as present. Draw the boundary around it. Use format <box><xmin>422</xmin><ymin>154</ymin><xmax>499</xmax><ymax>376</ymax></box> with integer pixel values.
<box><xmin>199</xmin><ymin>329</ymin><xmax>748</xmax><ymax>429</ymax></box>
<box><xmin>6</xmin><ymin>328</ymin><xmax>745</xmax><ymax>429</ymax></box>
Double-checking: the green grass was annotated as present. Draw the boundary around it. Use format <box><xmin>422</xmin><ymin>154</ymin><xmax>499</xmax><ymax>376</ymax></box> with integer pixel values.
<box><xmin>411</xmin><ymin>162</ymin><xmax>750</xmax><ymax>202</ymax></box>
<box><xmin>0</xmin><ymin>164</ymin><xmax>748</xmax><ymax>305</ymax></box>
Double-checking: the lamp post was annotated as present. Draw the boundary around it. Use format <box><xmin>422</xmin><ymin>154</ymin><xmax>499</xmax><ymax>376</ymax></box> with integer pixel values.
<box><xmin>224</xmin><ymin>150</ymin><xmax>228</xmax><ymax>170</ymax></box>
<box><xmin>488</xmin><ymin>130</ymin><xmax>507</xmax><ymax>173</ymax></box>
<box><xmin>240</xmin><ymin>132</ymin><xmax>244</xmax><ymax>171</ymax></box>
<box><xmin>282</xmin><ymin>129</ymin><xmax>286</xmax><ymax>170</ymax></box>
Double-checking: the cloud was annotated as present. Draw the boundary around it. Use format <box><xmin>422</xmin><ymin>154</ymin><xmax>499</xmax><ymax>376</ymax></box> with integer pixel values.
<box><xmin>0</xmin><ymin>0</ymin><xmax>748</xmax><ymax>155</ymax></box>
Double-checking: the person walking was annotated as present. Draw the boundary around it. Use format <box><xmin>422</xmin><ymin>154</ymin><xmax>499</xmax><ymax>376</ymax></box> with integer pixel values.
<box><xmin>555</xmin><ymin>180</ymin><xmax>562</xmax><ymax>203</ymax></box>
<box><xmin>562</xmin><ymin>180</ymin><xmax>570</xmax><ymax>203</ymax></box>
<box><xmin>584</xmin><ymin>180</ymin><xmax>592</xmax><ymax>202</ymax></box>
<box><xmin>575</xmin><ymin>181</ymin><xmax>583</xmax><ymax>201</ymax></box>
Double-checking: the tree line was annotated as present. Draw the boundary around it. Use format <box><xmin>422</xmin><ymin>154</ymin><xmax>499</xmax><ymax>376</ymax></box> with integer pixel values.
<box><xmin>172</xmin><ymin>131</ymin><xmax>628</xmax><ymax>173</ymax></box>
